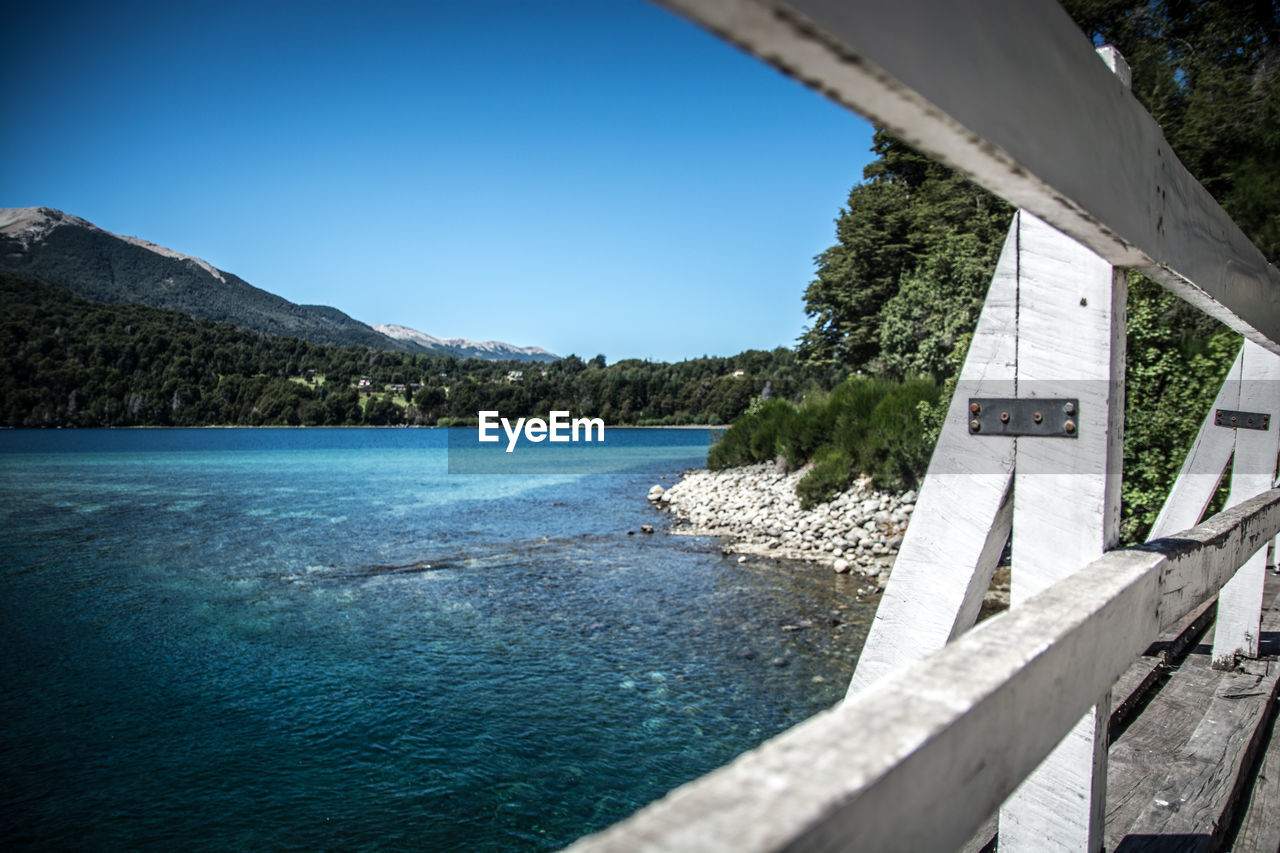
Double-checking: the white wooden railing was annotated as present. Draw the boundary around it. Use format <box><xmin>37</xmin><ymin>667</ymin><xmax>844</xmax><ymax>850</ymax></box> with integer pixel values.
<box><xmin>567</xmin><ymin>490</ymin><xmax>1280</xmax><ymax>852</ymax></box>
<box><xmin>567</xmin><ymin>1</ymin><xmax>1280</xmax><ymax>850</ymax></box>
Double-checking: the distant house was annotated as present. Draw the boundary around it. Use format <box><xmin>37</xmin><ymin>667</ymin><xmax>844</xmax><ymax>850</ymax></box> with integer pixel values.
<box><xmin>732</xmin><ymin>369</ymin><xmax>746</xmax><ymax>378</ymax></box>
<box><xmin>388</xmin><ymin>383</ymin><xmax>406</xmax><ymax>393</ymax></box>
<box><xmin>356</xmin><ymin>377</ymin><xmax>376</xmax><ymax>392</ymax></box>
<box><xmin>506</xmin><ymin>370</ymin><xmax>524</xmax><ymax>382</ymax></box>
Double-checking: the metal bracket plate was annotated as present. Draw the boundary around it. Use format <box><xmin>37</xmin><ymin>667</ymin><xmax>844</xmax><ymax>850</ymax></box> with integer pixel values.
<box><xmin>968</xmin><ymin>398</ymin><xmax>1078</xmax><ymax>437</ymax></box>
<box><xmin>1214</xmin><ymin>409</ymin><xmax>1270</xmax><ymax>431</ymax></box>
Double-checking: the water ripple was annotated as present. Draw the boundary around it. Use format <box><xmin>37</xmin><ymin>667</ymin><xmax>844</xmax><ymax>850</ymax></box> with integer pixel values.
<box><xmin>0</xmin><ymin>429</ymin><xmax>870</xmax><ymax>851</ymax></box>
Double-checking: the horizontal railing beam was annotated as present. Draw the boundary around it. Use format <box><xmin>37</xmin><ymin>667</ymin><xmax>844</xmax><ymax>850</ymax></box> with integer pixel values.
<box><xmin>565</xmin><ymin>488</ymin><xmax>1280</xmax><ymax>853</ymax></box>
<box><xmin>655</xmin><ymin>0</ymin><xmax>1280</xmax><ymax>353</ymax></box>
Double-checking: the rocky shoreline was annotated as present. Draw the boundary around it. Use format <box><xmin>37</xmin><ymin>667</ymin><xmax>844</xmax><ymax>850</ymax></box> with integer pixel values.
<box><xmin>647</xmin><ymin>461</ymin><xmax>915</xmax><ymax>588</ymax></box>
<box><xmin>649</xmin><ymin>461</ymin><xmax>1012</xmax><ymax>613</ymax></box>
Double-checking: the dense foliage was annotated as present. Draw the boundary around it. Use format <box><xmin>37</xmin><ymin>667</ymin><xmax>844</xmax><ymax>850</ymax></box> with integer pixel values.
<box><xmin>797</xmin><ymin>131</ymin><xmax>1012</xmax><ymax>376</ymax></box>
<box><xmin>709</xmin><ymin>377</ymin><xmax>940</xmax><ymax>507</ymax></box>
<box><xmin>0</xmin><ymin>275</ymin><xmax>844</xmax><ymax>428</ymax></box>
<box><xmin>723</xmin><ymin>1</ymin><xmax>1278</xmax><ymax>535</ymax></box>
<box><xmin>1063</xmin><ymin>0</ymin><xmax>1279</xmax><ymax>262</ymax></box>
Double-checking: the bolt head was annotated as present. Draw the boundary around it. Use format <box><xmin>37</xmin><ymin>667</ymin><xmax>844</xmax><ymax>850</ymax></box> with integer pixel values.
<box><xmin>1000</xmin><ymin>411</ymin><xmax>1010</xmax><ymax>423</ymax></box>
<box><xmin>1064</xmin><ymin>402</ymin><xmax>1076</xmax><ymax>415</ymax></box>
<box><xmin>1033</xmin><ymin>412</ymin><xmax>1043</xmax><ymax>424</ymax></box>
<box><xmin>969</xmin><ymin>401</ymin><xmax>980</xmax><ymax>413</ymax></box>
<box><xmin>970</xmin><ymin>419</ymin><xmax>981</xmax><ymax>432</ymax></box>
<box><xmin>1064</xmin><ymin>420</ymin><xmax>1076</xmax><ymax>434</ymax></box>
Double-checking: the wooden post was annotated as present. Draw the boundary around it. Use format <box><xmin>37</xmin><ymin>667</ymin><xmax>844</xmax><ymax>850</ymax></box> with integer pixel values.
<box><xmin>1140</xmin><ymin>340</ymin><xmax>1280</xmax><ymax>668</ymax></box>
<box><xmin>848</xmin><ymin>215</ymin><xmax>1018</xmax><ymax>694</ymax></box>
<box><xmin>1211</xmin><ymin>340</ymin><xmax>1280</xmax><ymax>668</ymax></box>
<box><xmin>998</xmin><ymin>213</ymin><xmax>1125</xmax><ymax>853</ymax></box>
<box><xmin>1145</xmin><ymin>348</ymin><xmax>1243</xmax><ymax>540</ymax></box>
<box><xmin>851</xmin><ymin>212</ymin><xmax>1126</xmax><ymax>849</ymax></box>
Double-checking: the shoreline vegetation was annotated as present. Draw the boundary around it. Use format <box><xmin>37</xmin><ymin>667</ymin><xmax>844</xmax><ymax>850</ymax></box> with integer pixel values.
<box><xmin>707</xmin><ymin>377</ymin><xmax>940</xmax><ymax>508</ymax></box>
<box><xmin>1</xmin><ymin>273</ymin><xmax>845</xmax><ymax>430</ymax></box>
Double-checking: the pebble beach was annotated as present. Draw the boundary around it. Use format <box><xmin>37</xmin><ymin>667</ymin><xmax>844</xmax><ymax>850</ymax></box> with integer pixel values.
<box><xmin>650</xmin><ymin>461</ymin><xmax>1011</xmax><ymax>612</ymax></box>
<box><xmin>649</xmin><ymin>461</ymin><xmax>913</xmax><ymax>583</ymax></box>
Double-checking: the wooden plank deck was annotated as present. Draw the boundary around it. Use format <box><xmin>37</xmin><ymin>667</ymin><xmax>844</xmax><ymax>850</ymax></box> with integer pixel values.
<box><xmin>1106</xmin><ymin>569</ymin><xmax>1280</xmax><ymax>852</ymax></box>
<box><xmin>962</xmin><ymin>572</ymin><xmax>1277</xmax><ymax>853</ymax></box>
<box><xmin>1234</xmin><ymin>688</ymin><xmax>1280</xmax><ymax>851</ymax></box>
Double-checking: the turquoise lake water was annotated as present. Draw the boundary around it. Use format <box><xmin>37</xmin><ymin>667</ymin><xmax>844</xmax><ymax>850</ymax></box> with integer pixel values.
<box><xmin>0</xmin><ymin>428</ymin><xmax>872</xmax><ymax>851</ymax></box>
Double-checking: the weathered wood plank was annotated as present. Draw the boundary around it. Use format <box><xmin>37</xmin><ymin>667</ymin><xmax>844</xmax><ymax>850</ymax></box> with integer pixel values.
<box><xmin>1233</xmin><ymin>708</ymin><xmax>1280</xmax><ymax>852</ymax></box>
<box><xmin>1109</xmin><ymin>598</ymin><xmax>1217</xmax><ymax>740</ymax></box>
<box><xmin>655</xmin><ymin>0</ymin><xmax>1280</xmax><ymax>354</ymax></box>
<box><xmin>1001</xmin><ymin>213</ymin><xmax>1125</xmax><ymax>852</ymax></box>
<box><xmin>848</xmin><ymin>214</ymin><xmax>1018</xmax><ymax>695</ymax></box>
<box><xmin>971</xmin><ymin>597</ymin><xmax>1217</xmax><ymax>853</ymax></box>
<box><xmin>1213</xmin><ymin>341</ymin><xmax>1280</xmax><ymax>667</ymax></box>
<box><xmin>565</xmin><ymin>491</ymin><xmax>1280</xmax><ymax>853</ymax></box>
<box><xmin>1232</xmin><ymin>572</ymin><xmax>1280</xmax><ymax>852</ymax></box>
<box><xmin>1233</xmin><ymin>670</ymin><xmax>1280</xmax><ymax>851</ymax></box>
<box><xmin>1114</xmin><ymin>661</ymin><xmax>1280</xmax><ymax>851</ymax></box>
<box><xmin>1108</xmin><ymin>573</ymin><xmax>1280</xmax><ymax>851</ymax></box>
<box><xmin>959</xmin><ymin>814</ymin><xmax>998</xmax><ymax>853</ymax></box>
<box><xmin>1104</xmin><ymin>645</ymin><xmax>1227</xmax><ymax>852</ymax></box>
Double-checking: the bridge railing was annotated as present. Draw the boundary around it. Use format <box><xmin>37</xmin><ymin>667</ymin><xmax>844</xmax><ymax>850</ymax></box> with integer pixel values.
<box><xmin>567</xmin><ymin>1</ymin><xmax>1280</xmax><ymax>849</ymax></box>
<box><xmin>567</xmin><ymin>488</ymin><xmax>1280</xmax><ymax>852</ymax></box>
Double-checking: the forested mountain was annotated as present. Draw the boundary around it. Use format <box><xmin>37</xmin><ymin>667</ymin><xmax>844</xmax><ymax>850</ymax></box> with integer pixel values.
<box><xmin>5</xmin><ymin>1</ymin><xmax>1273</xmax><ymax>544</ymax></box>
<box><xmin>0</xmin><ymin>273</ymin><xmax>839</xmax><ymax>428</ymax></box>
<box><xmin>0</xmin><ymin>207</ymin><xmax>414</xmax><ymax>352</ymax></box>
<box><xmin>0</xmin><ymin>207</ymin><xmax>555</xmax><ymax>362</ymax></box>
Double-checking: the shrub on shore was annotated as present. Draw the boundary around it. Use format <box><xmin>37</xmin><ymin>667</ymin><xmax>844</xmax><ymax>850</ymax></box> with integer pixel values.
<box><xmin>710</xmin><ymin>376</ymin><xmax>940</xmax><ymax>507</ymax></box>
<box><xmin>707</xmin><ymin>398</ymin><xmax>797</xmax><ymax>470</ymax></box>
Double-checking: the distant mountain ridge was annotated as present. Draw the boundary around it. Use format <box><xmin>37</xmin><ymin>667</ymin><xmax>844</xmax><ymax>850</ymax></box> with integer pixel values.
<box><xmin>373</xmin><ymin>324</ymin><xmax>557</xmax><ymax>363</ymax></box>
<box><xmin>0</xmin><ymin>207</ymin><xmax>556</xmax><ymax>362</ymax></box>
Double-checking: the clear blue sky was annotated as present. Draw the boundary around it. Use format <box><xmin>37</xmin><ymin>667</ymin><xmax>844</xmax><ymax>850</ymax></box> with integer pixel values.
<box><xmin>1</xmin><ymin>0</ymin><xmax>875</xmax><ymax>363</ymax></box>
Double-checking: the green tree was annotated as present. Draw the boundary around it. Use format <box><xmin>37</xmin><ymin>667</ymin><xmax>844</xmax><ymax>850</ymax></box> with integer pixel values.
<box><xmin>1061</xmin><ymin>0</ymin><xmax>1279</xmax><ymax>262</ymax></box>
<box><xmin>798</xmin><ymin>130</ymin><xmax>1011</xmax><ymax>372</ymax></box>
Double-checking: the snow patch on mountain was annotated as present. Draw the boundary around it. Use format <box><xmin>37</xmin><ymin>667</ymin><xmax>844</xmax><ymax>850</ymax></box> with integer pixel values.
<box><xmin>0</xmin><ymin>207</ymin><xmax>93</xmax><ymax>245</ymax></box>
<box><xmin>0</xmin><ymin>206</ymin><xmax>226</xmax><ymax>283</ymax></box>
<box><xmin>374</xmin><ymin>324</ymin><xmax>558</xmax><ymax>361</ymax></box>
